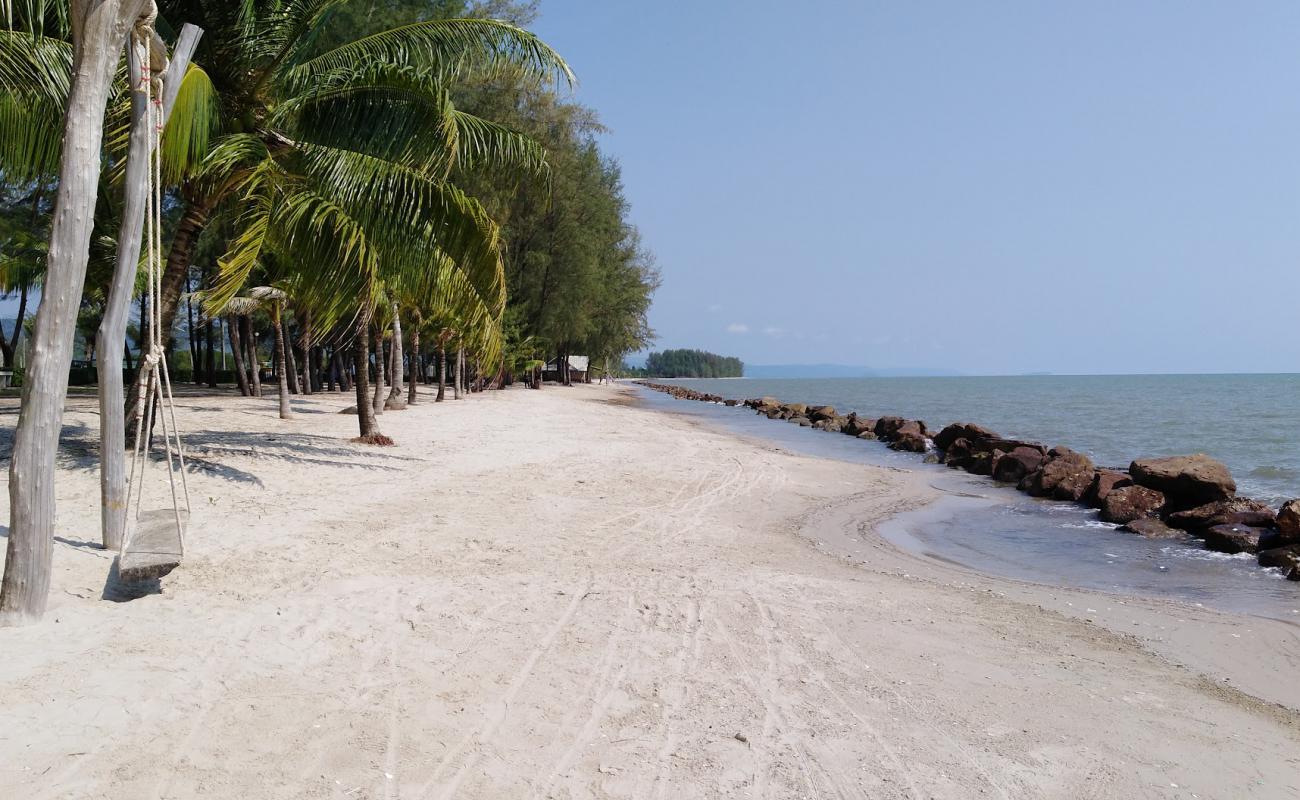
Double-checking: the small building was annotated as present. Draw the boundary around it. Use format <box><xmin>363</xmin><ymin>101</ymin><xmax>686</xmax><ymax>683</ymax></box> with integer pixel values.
<box><xmin>542</xmin><ymin>355</ymin><xmax>589</xmax><ymax>383</ymax></box>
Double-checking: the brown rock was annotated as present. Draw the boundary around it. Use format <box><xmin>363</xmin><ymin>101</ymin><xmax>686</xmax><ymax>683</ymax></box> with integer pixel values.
<box><xmin>943</xmin><ymin>438</ymin><xmax>973</xmax><ymax>469</ymax></box>
<box><xmin>873</xmin><ymin>416</ymin><xmax>906</xmax><ymax>439</ymax></box>
<box><xmin>888</xmin><ymin>431</ymin><xmax>929</xmax><ymax>453</ymax></box>
<box><xmin>789</xmin><ymin>416</ymin><xmax>812</xmax><ymax>426</ymax></box>
<box><xmin>1129</xmin><ymin>454</ymin><xmax>1236</xmax><ymax>506</ymax></box>
<box><xmin>1165</xmin><ymin>498</ymin><xmax>1276</xmax><ymax>532</ymax></box>
<box><xmin>933</xmin><ymin>422</ymin><xmax>999</xmax><ymax>452</ymax></box>
<box><xmin>782</xmin><ymin>403</ymin><xmax>808</xmax><ymax>417</ymax></box>
<box><xmin>1084</xmin><ymin>470</ymin><xmax>1132</xmax><ymax>507</ymax></box>
<box><xmin>1036</xmin><ymin>448</ymin><xmax>1096</xmax><ymax>501</ymax></box>
<box><xmin>812</xmin><ymin>417</ymin><xmax>843</xmax><ymax>433</ymax></box>
<box><xmin>843</xmin><ymin>414</ymin><xmax>877</xmax><ymax>437</ymax></box>
<box><xmin>1276</xmin><ymin>499</ymin><xmax>1300</xmax><ymax>537</ymax></box>
<box><xmin>1101</xmin><ymin>486</ymin><xmax>1166</xmax><ymax>524</ymax></box>
<box><xmin>1257</xmin><ymin>544</ymin><xmax>1300</xmax><ymax>573</ymax></box>
<box><xmin>991</xmin><ymin>447</ymin><xmax>1047</xmax><ymax>484</ymax></box>
<box><xmin>1120</xmin><ymin>519</ymin><xmax>1190</xmax><ymax>540</ymax></box>
<box><xmin>1202</xmin><ymin>523</ymin><xmax>1266</xmax><ymax>554</ymax></box>
<box><xmin>857</xmin><ymin>430</ymin><xmax>877</xmax><ymax>440</ymax></box>
<box><xmin>808</xmin><ymin>405</ymin><xmax>837</xmax><ymax>422</ymax></box>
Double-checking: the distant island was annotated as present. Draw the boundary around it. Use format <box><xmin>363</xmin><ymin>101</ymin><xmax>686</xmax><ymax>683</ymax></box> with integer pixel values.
<box><xmin>640</xmin><ymin>349</ymin><xmax>744</xmax><ymax>378</ymax></box>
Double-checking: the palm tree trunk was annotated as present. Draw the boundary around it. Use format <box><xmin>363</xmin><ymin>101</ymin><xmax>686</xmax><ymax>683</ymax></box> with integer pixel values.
<box><xmin>353</xmin><ymin>304</ymin><xmax>378</xmax><ymax>438</ymax></box>
<box><xmin>436</xmin><ymin>345</ymin><xmax>446</xmax><ymax>402</ymax></box>
<box><xmin>285</xmin><ymin>324</ymin><xmax>301</xmax><ymax>395</ymax></box>
<box><xmin>372</xmin><ymin>324</ymin><xmax>385</xmax><ymax>416</ymax></box>
<box><xmin>228</xmin><ymin>315</ymin><xmax>250</xmax><ymax>396</ymax></box>
<box><xmin>453</xmin><ymin>345</ymin><xmax>463</xmax><ymax>400</ymax></box>
<box><xmin>272</xmin><ymin>301</ymin><xmax>292</xmax><ymax>419</ymax></box>
<box><xmin>387</xmin><ymin>301</ymin><xmax>404</xmax><ymax>403</ymax></box>
<box><xmin>298</xmin><ymin>311</ymin><xmax>312</xmax><ymax>396</ymax></box>
<box><xmin>3</xmin><ymin>0</ymin><xmax>143</xmax><ymax>624</ymax></box>
<box><xmin>243</xmin><ymin>315</ymin><xmax>261</xmax><ymax>397</ymax></box>
<box><xmin>407</xmin><ymin>326</ymin><xmax>419</xmax><ymax>406</ymax></box>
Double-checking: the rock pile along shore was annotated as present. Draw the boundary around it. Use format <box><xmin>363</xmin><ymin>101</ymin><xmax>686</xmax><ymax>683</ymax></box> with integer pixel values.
<box><xmin>635</xmin><ymin>381</ymin><xmax>1300</xmax><ymax>582</ymax></box>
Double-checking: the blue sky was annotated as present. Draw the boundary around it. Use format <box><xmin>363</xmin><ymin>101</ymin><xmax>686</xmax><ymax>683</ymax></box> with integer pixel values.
<box><xmin>532</xmin><ymin>1</ymin><xmax>1300</xmax><ymax>375</ymax></box>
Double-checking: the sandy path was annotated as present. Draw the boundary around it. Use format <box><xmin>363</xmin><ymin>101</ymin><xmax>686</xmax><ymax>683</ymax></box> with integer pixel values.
<box><xmin>0</xmin><ymin>383</ymin><xmax>1297</xmax><ymax>798</ymax></box>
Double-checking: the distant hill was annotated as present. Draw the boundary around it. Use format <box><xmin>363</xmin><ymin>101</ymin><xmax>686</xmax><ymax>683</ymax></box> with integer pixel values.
<box><xmin>745</xmin><ymin>364</ymin><xmax>962</xmax><ymax>379</ymax></box>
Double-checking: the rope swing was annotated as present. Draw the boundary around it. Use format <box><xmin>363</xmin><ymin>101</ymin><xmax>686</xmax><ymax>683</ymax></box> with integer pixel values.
<box><xmin>118</xmin><ymin>15</ymin><xmax>192</xmax><ymax>583</ymax></box>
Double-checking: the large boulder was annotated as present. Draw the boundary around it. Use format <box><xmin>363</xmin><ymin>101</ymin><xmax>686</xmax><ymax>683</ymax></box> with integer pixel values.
<box><xmin>1032</xmin><ymin>447</ymin><xmax>1095</xmax><ymax>501</ymax></box>
<box><xmin>1120</xmin><ymin>519</ymin><xmax>1190</xmax><ymax>540</ymax></box>
<box><xmin>991</xmin><ymin>447</ymin><xmax>1047</xmax><ymax>484</ymax></box>
<box><xmin>782</xmin><ymin>403</ymin><xmax>808</xmax><ymax>417</ymax></box>
<box><xmin>888</xmin><ymin>432</ymin><xmax>928</xmax><ymax>453</ymax></box>
<box><xmin>1257</xmin><ymin>544</ymin><xmax>1300</xmax><ymax>575</ymax></box>
<box><xmin>812</xmin><ymin>417</ymin><xmax>844</xmax><ymax>433</ymax></box>
<box><xmin>842</xmin><ymin>414</ymin><xmax>876</xmax><ymax>437</ymax></box>
<box><xmin>1101</xmin><ymin>486</ymin><xmax>1166</xmax><ymax>524</ymax></box>
<box><xmin>808</xmin><ymin>405</ymin><xmax>837</xmax><ymax>422</ymax></box>
<box><xmin>788</xmin><ymin>416</ymin><xmax>812</xmax><ymax>427</ymax></box>
<box><xmin>1164</xmin><ymin>498</ymin><xmax>1276</xmax><ymax>532</ymax></box>
<box><xmin>1275</xmin><ymin>499</ymin><xmax>1300</xmax><ymax>541</ymax></box>
<box><xmin>1201</xmin><ymin>523</ymin><xmax>1266</xmax><ymax>555</ymax></box>
<box><xmin>933</xmin><ymin>422</ymin><xmax>999</xmax><ymax>452</ymax></box>
<box><xmin>1084</xmin><ymin>470</ymin><xmax>1132</xmax><ymax>508</ymax></box>
<box><xmin>942</xmin><ymin>437</ymin><xmax>974</xmax><ymax>469</ymax></box>
<box><xmin>1129</xmin><ymin>454</ymin><xmax>1236</xmax><ymax>507</ymax></box>
<box><xmin>873</xmin><ymin>416</ymin><xmax>906</xmax><ymax>440</ymax></box>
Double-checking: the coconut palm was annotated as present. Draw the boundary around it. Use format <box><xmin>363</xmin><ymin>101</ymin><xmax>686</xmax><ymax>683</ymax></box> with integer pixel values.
<box><xmin>145</xmin><ymin>0</ymin><xmax>570</xmax><ymax>414</ymax></box>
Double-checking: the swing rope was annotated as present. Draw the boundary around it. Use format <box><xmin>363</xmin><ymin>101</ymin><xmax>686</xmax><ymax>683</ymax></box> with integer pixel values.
<box><xmin>120</xmin><ymin>17</ymin><xmax>192</xmax><ymax>560</ymax></box>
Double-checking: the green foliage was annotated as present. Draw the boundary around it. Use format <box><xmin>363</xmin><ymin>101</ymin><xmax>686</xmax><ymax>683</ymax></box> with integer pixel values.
<box><xmin>644</xmin><ymin>349</ymin><xmax>743</xmax><ymax>379</ymax></box>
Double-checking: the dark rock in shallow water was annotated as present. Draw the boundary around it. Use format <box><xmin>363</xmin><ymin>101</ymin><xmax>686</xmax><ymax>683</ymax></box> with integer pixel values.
<box><xmin>991</xmin><ymin>447</ymin><xmax>1046</xmax><ymax>484</ymax></box>
<box><xmin>888</xmin><ymin>431</ymin><xmax>929</xmax><ymax>453</ymax></box>
<box><xmin>1033</xmin><ymin>448</ymin><xmax>1095</xmax><ymax>501</ymax></box>
<box><xmin>1101</xmin><ymin>486</ymin><xmax>1166</xmax><ymax>524</ymax></box>
<box><xmin>789</xmin><ymin>416</ymin><xmax>812</xmax><ymax>426</ymax></box>
<box><xmin>782</xmin><ymin>403</ymin><xmax>808</xmax><ymax>417</ymax></box>
<box><xmin>1257</xmin><ymin>544</ymin><xmax>1300</xmax><ymax>574</ymax></box>
<box><xmin>943</xmin><ymin>437</ymin><xmax>973</xmax><ymax>469</ymax></box>
<box><xmin>1165</xmin><ymin>498</ymin><xmax>1276</xmax><ymax>532</ymax></box>
<box><xmin>933</xmin><ymin>422</ymin><xmax>999</xmax><ymax>452</ymax></box>
<box><xmin>1202</xmin><ymin>523</ymin><xmax>1266</xmax><ymax>554</ymax></box>
<box><xmin>1129</xmin><ymin>454</ymin><xmax>1236</xmax><ymax>506</ymax></box>
<box><xmin>874</xmin><ymin>416</ymin><xmax>906</xmax><ymax>440</ymax></box>
<box><xmin>1084</xmin><ymin>470</ymin><xmax>1132</xmax><ymax>508</ymax></box>
<box><xmin>1275</xmin><ymin>499</ymin><xmax>1300</xmax><ymax>540</ymax></box>
<box><xmin>843</xmin><ymin>414</ymin><xmax>876</xmax><ymax>437</ymax></box>
<box><xmin>1120</xmin><ymin>519</ymin><xmax>1189</xmax><ymax>540</ymax></box>
<box><xmin>856</xmin><ymin>430</ymin><xmax>877</xmax><ymax>440</ymax></box>
<box><xmin>812</xmin><ymin>417</ymin><xmax>843</xmax><ymax>433</ymax></box>
<box><xmin>808</xmin><ymin>405</ymin><xmax>837</xmax><ymax>422</ymax></box>
<box><xmin>723</xmin><ymin>399</ymin><xmax>739</xmax><ymax>407</ymax></box>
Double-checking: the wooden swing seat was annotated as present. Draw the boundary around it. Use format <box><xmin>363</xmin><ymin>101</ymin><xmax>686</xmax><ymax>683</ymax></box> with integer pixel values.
<box><xmin>118</xmin><ymin>509</ymin><xmax>189</xmax><ymax>582</ymax></box>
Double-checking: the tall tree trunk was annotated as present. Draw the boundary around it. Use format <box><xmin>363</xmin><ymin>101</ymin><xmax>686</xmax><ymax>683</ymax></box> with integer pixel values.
<box><xmin>453</xmin><ymin>346</ymin><xmax>463</xmax><ymax>399</ymax></box>
<box><xmin>3</xmin><ymin>0</ymin><xmax>148</xmax><ymax>625</ymax></box>
<box><xmin>387</xmin><ymin>301</ymin><xmax>404</xmax><ymax>403</ymax></box>
<box><xmin>227</xmin><ymin>315</ymin><xmax>250</xmax><ymax>396</ymax></box>
<box><xmin>407</xmin><ymin>325</ymin><xmax>419</xmax><ymax>406</ymax></box>
<box><xmin>243</xmin><ymin>315</ymin><xmax>261</xmax><ymax>398</ymax></box>
<box><xmin>436</xmin><ymin>344</ymin><xmax>446</xmax><ymax>402</ymax></box>
<box><xmin>285</xmin><ymin>324</ymin><xmax>301</xmax><ymax>395</ymax></box>
<box><xmin>204</xmin><ymin>305</ymin><xmax>216</xmax><ymax>388</ymax></box>
<box><xmin>272</xmin><ymin>301</ymin><xmax>292</xmax><ymax>419</ymax></box>
<box><xmin>297</xmin><ymin>312</ymin><xmax>312</xmax><ymax>395</ymax></box>
<box><xmin>353</xmin><ymin>305</ymin><xmax>378</xmax><ymax>438</ymax></box>
<box><xmin>186</xmin><ymin>273</ymin><xmax>199</xmax><ymax>383</ymax></box>
<box><xmin>372</xmin><ymin>324</ymin><xmax>385</xmax><ymax>415</ymax></box>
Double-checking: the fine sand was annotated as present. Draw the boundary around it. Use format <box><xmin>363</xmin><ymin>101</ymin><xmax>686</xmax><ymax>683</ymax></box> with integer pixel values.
<box><xmin>1</xmin><ymin>382</ymin><xmax>1298</xmax><ymax>799</ymax></box>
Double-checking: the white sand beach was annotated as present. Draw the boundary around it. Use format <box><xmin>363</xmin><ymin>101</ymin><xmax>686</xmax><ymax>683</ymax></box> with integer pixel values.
<box><xmin>1</xmin><ymin>383</ymin><xmax>1297</xmax><ymax>799</ymax></box>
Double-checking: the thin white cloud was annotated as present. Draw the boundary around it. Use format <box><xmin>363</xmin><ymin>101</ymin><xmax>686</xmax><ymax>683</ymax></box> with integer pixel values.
<box><xmin>726</xmin><ymin>322</ymin><xmax>750</xmax><ymax>334</ymax></box>
<box><xmin>707</xmin><ymin>303</ymin><xmax>723</xmax><ymax>313</ymax></box>
<box><xmin>763</xmin><ymin>326</ymin><xmax>784</xmax><ymax>338</ymax></box>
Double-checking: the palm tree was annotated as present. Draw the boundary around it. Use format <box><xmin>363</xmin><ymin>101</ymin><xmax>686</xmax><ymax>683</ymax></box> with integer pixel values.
<box><xmin>144</xmin><ymin>0</ymin><xmax>571</xmax><ymax>418</ymax></box>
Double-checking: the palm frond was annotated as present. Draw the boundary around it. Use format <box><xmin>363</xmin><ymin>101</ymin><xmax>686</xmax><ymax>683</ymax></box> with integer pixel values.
<box><xmin>161</xmin><ymin>63</ymin><xmax>219</xmax><ymax>183</ymax></box>
<box><xmin>284</xmin><ymin>18</ymin><xmax>573</xmax><ymax>94</ymax></box>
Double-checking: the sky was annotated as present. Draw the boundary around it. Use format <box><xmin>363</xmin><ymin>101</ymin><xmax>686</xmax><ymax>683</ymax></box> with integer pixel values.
<box><xmin>531</xmin><ymin>1</ymin><xmax>1300</xmax><ymax>375</ymax></box>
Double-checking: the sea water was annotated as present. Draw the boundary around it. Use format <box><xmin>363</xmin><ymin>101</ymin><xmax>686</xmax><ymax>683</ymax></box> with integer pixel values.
<box><xmin>636</xmin><ymin>375</ymin><xmax>1300</xmax><ymax>622</ymax></box>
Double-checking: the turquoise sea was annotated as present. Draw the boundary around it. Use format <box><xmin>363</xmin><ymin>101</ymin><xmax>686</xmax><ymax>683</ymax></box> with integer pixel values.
<box><xmin>639</xmin><ymin>375</ymin><xmax>1300</xmax><ymax>622</ymax></box>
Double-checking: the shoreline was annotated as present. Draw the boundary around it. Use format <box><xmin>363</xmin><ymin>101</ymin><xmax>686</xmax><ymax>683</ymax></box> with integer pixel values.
<box><xmin>642</xmin><ymin>383</ymin><xmax>1300</xmax><ymax>712</ymax></box>
<box><xmin>2</xmin><ymin>384</ymin><xmax>1298</xmax><ymax>797</ymax></box>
